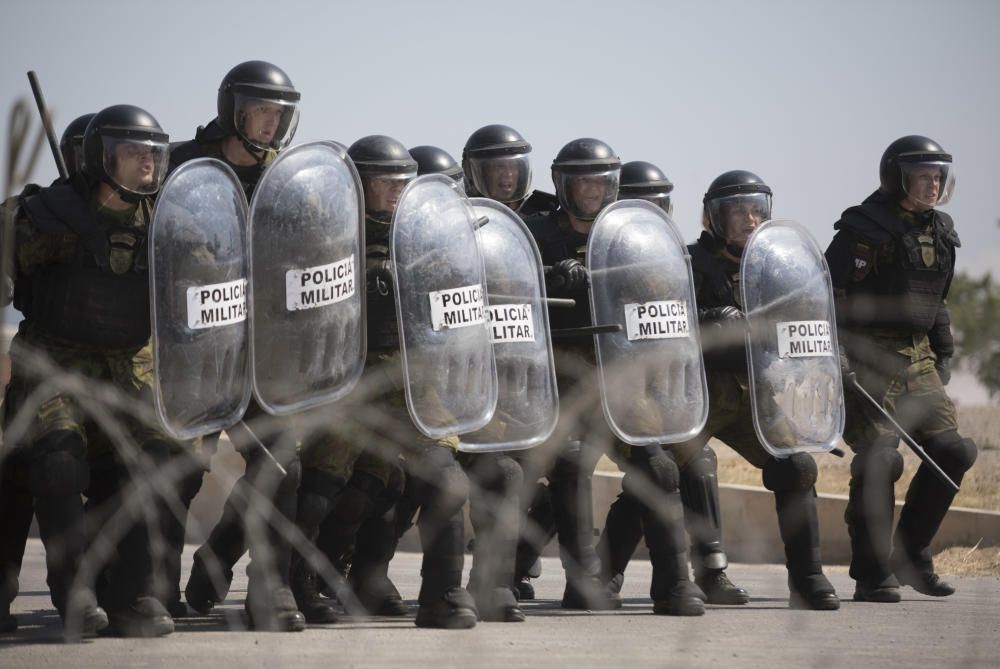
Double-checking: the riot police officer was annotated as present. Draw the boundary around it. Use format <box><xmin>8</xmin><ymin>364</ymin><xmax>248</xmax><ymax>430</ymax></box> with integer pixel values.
<box><xmin>598</xmin><ymin>159</ymin><xmax>749</xmax><ymax>606</ymax></box>
<box><xmin>176</xmin><ymin>60</ymin><xmax>306</xmax><ymax>632</ymax></box>
<box><xmin>515</xmin><ymin>138</ymin><xmax>625</xmax><ymax>611</ymax></box>
<box><xmin>825</xmin><ymin>136</ymin><xmax>976</xmax><ymax>602</ymax></box>
<box><xmin>410</xmin><ymin>143</ymin><xmax>527</xmax><ymax>622</ymax></box>
<box><xmin>672</xmin><ymin>170</ymin><xmax>839</xmax><ymax>610</ymax></box>
<box><xmin>463</xmin><ymin>124</ymin><xmax>556</xmax><ymax>218</ymax></box>
<box><xmin>1</xmin><ymin>113</ymin><xmax>93</xmax><ymax>633</ymax></box>
<box><xmin>2</xmin><ymin>104</ymin><xmax>181</xmax><ymax>636</ymax></box>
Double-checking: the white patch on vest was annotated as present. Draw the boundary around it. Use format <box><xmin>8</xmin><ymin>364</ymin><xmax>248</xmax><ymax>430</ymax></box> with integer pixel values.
<box><xmin>488</xmin><ymin>303</ymin><xmax>534</xmax><ymax>343</ymax></box>
<box><xmin>624</xmin><ymin>300</ymin><xmax>690</xmax><ymax>341</ymax></box>
<box><xmin>776</xmin><ymin>320</ymin><xmax>833</xmax><ymax>358</ymax></box>
<box><xmin>429</xmin><ymin>284</ymin><xmax>485</xmax><ymax>331</ymax></box>
<box><xmin>286</xmin><ymin>256</ymin><xmax>355</xmax><ymax>311</ymax></box>
<box><xmin>187</xmin><ymin>278</ymin><xmax>247</xmax><ymax>330</ymax></box>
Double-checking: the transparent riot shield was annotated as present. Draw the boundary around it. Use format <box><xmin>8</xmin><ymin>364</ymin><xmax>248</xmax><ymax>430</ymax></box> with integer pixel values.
<box><xmin>587</xmin><ymin>200</ymin><xmax>708</xmax><ymax>445</ymax></box>
<box><xmin>458</xmin><ymin>198</ymin><xmax>558</xmax><ymax>452</ymax></box>
<box><xmin>741</xmin><ymin>219</ymin><xmax>844</xmax><ymax>457</ymax></box>
<box><xmin>248</xmin><ymin>141</ymin><xmax>365</xmax><ymax>414</ymax></box>
<box><xmin>391</xmin><ymin>175</ymin><xmax>497</xmax><ymax>439</ymax></box>
<box><xmin>149</xmin><ymin>158</ymin><xmax>250</xmax><ymax>439</ymax></box>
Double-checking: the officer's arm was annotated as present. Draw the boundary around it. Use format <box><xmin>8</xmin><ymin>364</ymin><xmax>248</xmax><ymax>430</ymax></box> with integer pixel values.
<box><xmin>927</xmin><ymin>302</ymin><xmax>955</xmax><ymax>360</ymax></box>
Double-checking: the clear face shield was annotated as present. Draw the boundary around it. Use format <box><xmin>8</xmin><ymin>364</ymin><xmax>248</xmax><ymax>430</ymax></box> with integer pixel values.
<box><xmin>467</xmin><ymin>153</ymin><xmax>531</xmax><ymax>204</ymax></box>
<box><xmin>556</xmin><ymin>169</ymin><xmax>620</xmax><ymax>221</ymax></box>
<box><xmin>706</xmin><ymin>192</ymin><xmax>772</xmax><ymax>248</ymax></box>
<box><xmin>233</xmin><ymin>93</ymin><xmax>300</xmax><ymax>151</ymax></box>
<box><xmin>625</xmin><ymin>190</ymin><xmax>673</xmax><ymax>216</ymax></box>
<box><xmin>900</xmin><ymin>160</ymin><xmax>955</xmax><ymax>209</ymax></box>
<box><xmin>362</xmin><ymin>171</ymin><xmax>417</xmax><ymax>223</ymax></box>
<box><xmin>103</xmin><ymin>136</ymin><xmax>170</xmax><ymax>196</ymax></box>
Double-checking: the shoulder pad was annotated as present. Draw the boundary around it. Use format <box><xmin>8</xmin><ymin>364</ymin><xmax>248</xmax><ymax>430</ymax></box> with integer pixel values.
<box><xmin>168</xmin><ymin>138</ymin><xmax>208</xmax><ymax>172</ymax></box>
<box><xmin>935</xmin><ymin>211</ymin><xmax>961</xmax><ymax>248</ymax></box>
<box><xmin>833</xmin><ymin>203</ymin><xmax>899</xmax><ymax>242</ymax></box>
<box><xmin>19</xmin><ymin>182</ymin><xmax>90</xmax><ymax>235</ymax></box>
<box><xmin>520</xmin><ymin>190</ymin><xmax>558</xmax><ymax>216</ymax></box>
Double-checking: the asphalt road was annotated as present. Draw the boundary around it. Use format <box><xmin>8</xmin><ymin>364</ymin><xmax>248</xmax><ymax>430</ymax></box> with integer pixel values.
<box><xmin>2</xmin><ymin>539</ymin><xmax>998</xmax><ymax>668</ymax></box>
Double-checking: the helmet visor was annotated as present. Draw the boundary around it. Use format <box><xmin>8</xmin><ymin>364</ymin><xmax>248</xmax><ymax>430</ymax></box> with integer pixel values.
<box><xmin>555</xmin><ymin>169</ymin><xmax>620</xmax><ymax>221</ymax></box>
<box><xmin>621</xmin><ymin>190</ymin><xmax>673</xmax><ymax>216</ymax></box>
<box><xmin>467</xmin><ymin>154</ymin><xmax>531</xmax><ymax>205</ymax></box>
<box><xmin>901</xmin><ymin>160</ymin><xmax>955</xmax><ymax>208</ymax></box>
<box><xmin>102</xmin><ymin>136</ymin><xmax>169</xmax><ymax>196</ymax></box>
<box><xmin>362</xmin><ymin>172</ymin><xmax>416</xmax><ymax>223</ymax></box>
<box><xmin>706</xmin><ymin>192</ymin><xmax>771</xmax><ymax>246</ymax></box>
<box><xmin>233</xmin><ymin>93</ymin><xmax>300</xmax><ymax>151</ymax></box>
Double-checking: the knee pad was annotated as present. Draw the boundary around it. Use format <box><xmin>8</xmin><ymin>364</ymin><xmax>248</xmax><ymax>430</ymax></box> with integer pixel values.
<box><xmin>277</xmin><ymin>457</ymin><xmax>302</xmax><ymax>497</ymax></box>
<box><xmin>762</xmin><ymin>453</ymin><xmax>817</xmax><ymax>493</ymax></box>
<box><xmin>683</xmin><ymin>446</ymin><xmax>718</xmax><ymax>479</ymax></box>
<box><xmin>625</xmin><ymin>446</ymin><xmax>679</xmax><ymax>495</ymax></box>
<box><xmin>423</xmin><ymin>459</ymin><xmax>469</xmax><ymax>520</ymax></box>
<box><xmin>29</xmin><ymin>430</ymin><xmax>88</xmax><ymax>497</ymax></box>
<box><xmin>329</xmin><ymin>472</ymin><xmax>383</xmax><ymax>531</ymax></box>
<box><xmin>494</xmin><ymin>455</ymin><xmax>524</xmax><ymax>496</ymax></box>
<box><xmin>924</xmin><ymin>431</ymin><xmax>978</xmax><ymax>477</ymax></box>
<box><xmin>300</xmin><ymin>466</ymin><xmax>347</xmax><ymax>501</ymax></box>
<box><xmin>850</xmin><ymin>447</ymin><xmax>904</xmax><ymax>483</ymax></box>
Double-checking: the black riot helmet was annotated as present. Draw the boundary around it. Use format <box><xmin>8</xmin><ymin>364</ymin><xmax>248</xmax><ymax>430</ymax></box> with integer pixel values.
<box><xmin>83</xmin><ymin>105</ymin><xmax>170</xmax><ymax>202</ymax></box>
<box><xmin>618</xmin><ymin>160</ymin><xmax>674</xmax><ymax>215</ymax></box>
<box><xmin>879</xmin><ymin>135</ymin><xmax>955</xmax><ymax>209</ymax></box>
<box><xmin>348</xmin><ymin>135</ymin><xmax>418</xmax><ymax>224</ymax></box>
<box><xmin>410</xmin><ymin>145</ymin><xmax>465</xmax><ymax>189</ymax></box>
<box><xmin>702</xmin><ymin>170</ymin><xmax>772</xmax><ymax>246</ymax></box>
<box><xmin>551</xmin><ymin>138</ymin><xmax>621</xmax><ymax>222</ymax></box>
<box><xmin>462</xmin><ymin>124</ymin><xmax>532</xmax><ymax>205</ymax></box>
<box><xmin>217</xmin><ymin>60</ymin><xmax>300</xmax><ymax>153</ymax></box>
<box><xmin>59</xmin><ymin>113</ymin><xmax>95</xmax><ymax>177</ymax></box>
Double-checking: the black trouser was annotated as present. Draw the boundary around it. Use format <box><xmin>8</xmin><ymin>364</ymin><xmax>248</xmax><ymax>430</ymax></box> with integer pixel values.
<box><xmin>0</xmin><ymin>450</ymin><xmax>36</xmax><ymax>612</ymax></box>
<box><xmin>463</xmin><ymin>453</ymin><xmax>523</xmax><ymax>596</ymax></box>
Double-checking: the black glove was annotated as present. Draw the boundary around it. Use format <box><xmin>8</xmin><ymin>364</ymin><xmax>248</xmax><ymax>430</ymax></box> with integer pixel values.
<box><xmin>698</xmin><ymin>305</ymin><xmax>744</xmax><ymax>323</ymax></box>
<box><xmin>935</xmin><ymin>356</ymin><xmax>952</xmax><ymax>385</ymax></box>
<box><xmin>548</xmin><ymin>259</ymin><xmax>588</xmax><ymax>292</ymax></box>
<box><xmin>366</xmin><ymin>259</ymin><xmax>393</xmax><ymax>296</ymax></box>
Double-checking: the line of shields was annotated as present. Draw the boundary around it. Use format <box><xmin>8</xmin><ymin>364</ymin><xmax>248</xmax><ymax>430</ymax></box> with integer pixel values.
<box><xmin>93</xmin><ymin>143</ymin><xmax>952</xmax><ymax>636</ymax></box>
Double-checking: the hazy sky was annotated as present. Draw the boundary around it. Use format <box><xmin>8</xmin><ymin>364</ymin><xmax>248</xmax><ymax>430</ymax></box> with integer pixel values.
<box><xmin>2</xmin><ymin>0</ymin><xmax>998</xmax><ymax>277</ymax></box>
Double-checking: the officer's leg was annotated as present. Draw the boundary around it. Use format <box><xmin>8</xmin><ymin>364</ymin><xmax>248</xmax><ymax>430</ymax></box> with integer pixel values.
<box><xmin>0</xmin><ymin>452</ymin><xmax>36</xmax><ymax>632</ymax></box>
<box><xmin>513</xmin><ymin>480</ymin><xmax>555</xmax><ymax>600</ymax></box>
<box><xmin>465</xmin><ymin>452</ymin><xmax>525</xmax><ymax>622</ymax></box>
<box><xmin>408</xmin><ymin>445</ymin><xmax>477</xmax><ymax>629</ymax></box>
<box><xmin>345</xmin><ymin>460</ymin><xmax>407</xmax><ymax>616</ymax></box>
<box><xmin>892</xmin><ymin>430</ymin><xmax>977</xmax><ymax>596</ymax></box>
<box><xmin>185</xmin><ymin>432</ymin><xmax>253</xmax><ymax>614</ymax></box>
<box><xmin>154</xmin><ymin>445</ymin><xmax>207</xmax><ymax>618</ymax></box>
<box><xmin>762</xmin><ymin>454</ymin><xmax>839</xmax><ymax>610</ymax></box>
<box><xmin>679</xmin><ymin>446</ymin><xmax>749</xmax><ymax>605</ymax></box>
<box><xmin>845</xmin><ymin>434</ymin><xmax>904</xmax><ymax>602</ymax></box>
<box><xmin>100</xmin><ymin>439</ymin><xmax>175</xmax><ymax>637</ymax></box>
<box><xmin>623</xmin><ymin>445</ymin><xmax>703</xmax><ymax>616</ymax></box>
<box><xmin>29</xmin><ymin>429</ymin><xmax>108</xmax><ymax>634</ymax></box>
<box><xmin>596</xmin><ymin>491</ymin><xmax>642</xmax><ymax>597</ymax></box>
<box><xmin>550</xmin><ymin>441</ymin><xmax>618</xmax><ymax>610</ymax></box>
<box><xmin>288</xmin><ymin>466</ymin><xmax>344</xmax><ymax>624</ymax></box>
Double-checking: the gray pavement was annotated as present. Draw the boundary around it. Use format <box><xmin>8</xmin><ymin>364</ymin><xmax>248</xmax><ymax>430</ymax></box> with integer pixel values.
<box><xmin>1</xmin><ymin>538</ymin><xmax>998</xmax><ymax>668</ymax></box>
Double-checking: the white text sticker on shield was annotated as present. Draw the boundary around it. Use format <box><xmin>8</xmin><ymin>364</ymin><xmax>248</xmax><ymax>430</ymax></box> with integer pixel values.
<box><xmin>187</xmin><ymin>278</ymin><xmax>247</xmax><ymax>330</ymax></box>
<box><xmin>624</xmin><ymin>300</ymin><xmax>690</xmax><ymax>340</ymax></box>
<box><xmin>776</xmin><ymin>320</ymin><xmax>833</xmax><ymax>358</ymax></box>
<box><xmin>286</xmin><ymin>256</ymin><xmax>355</xmax><ymax>311</ymax></box>
<box><xmin>429</xmin><ymin>283</ymin><xmax>486</xmax><ymax>331</ymax></box>
<box><xmin>488</xmin><ymin>304</ymin><xmax>534</xmax><ymax>343</ymax></box>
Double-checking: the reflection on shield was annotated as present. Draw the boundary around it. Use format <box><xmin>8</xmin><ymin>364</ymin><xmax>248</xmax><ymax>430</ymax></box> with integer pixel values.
<box><xmin>458</xmin><ymin>198</ymin><xmax>558</xmax><ymax>452</ymax></box>
<box><xmin>741</xmin><ymin>219</ymin><xmax>845</xmax><ymax>457</ymax></box>
<box><xmin>391</xmin><ymin>175</ymin><xmax>497</xmax><ymax>439</ymax></box>
<box><xmin>588</xmin><ymin>199</ymin><xmax>708</xmax><ymax>445</ymax></box>
<box><xmin>150</xmin><ymin>158</ymin><xmax>251</xmax><ymax>439</ymax></box>
<box><xmin>249</xmin><ymin>141</ymin><xmax>366</xmax><ymax>415</ymax></box>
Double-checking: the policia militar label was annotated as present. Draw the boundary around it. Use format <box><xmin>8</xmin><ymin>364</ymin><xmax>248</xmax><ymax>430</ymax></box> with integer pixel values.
<box><xmin>625</xmin><ymin>300</ymin><xmax>690</xmax><ymax>341</ymax></box>
<box><xmin>429</xmin><ymin>284</ymin><xmax>486</xmax><ymax>331</ymax></box>
<box><xmin>488</xmin><ymin>303</ymin><xmax>534</xmax><ymax>343</ymax></box>
<box><xmin>286</xmin><ymin>256</ymin><xmax>356</xmax><ymax>311</ymax></box>
<box><xmin>187</xmin><ymin>278</ymin><xmax>248</xmax><ymax>329</ymax></box>
<box><xmin>776</xmin><ymin>320</ymin><xmax>833</xmax><ymax>358</ymax></box>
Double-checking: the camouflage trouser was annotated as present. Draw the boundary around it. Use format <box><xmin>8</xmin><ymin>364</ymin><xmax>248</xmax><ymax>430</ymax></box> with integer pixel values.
<box><xmin>300</xmin><ymin>351</ymin><xmax>457</xmax><ymax>486</ymax></box>
<box><xmin>2</xmin><ymin>333</ymin><xmax>189</xmax><ymax>458</ymax></box>
<box><xmin>670</xmin><ymin>370</ymin><xmax>771</xmax><ymax>470</ymax></box>
<box><xmin>843</xmin><ymin>333</ymin><xmax>958</xmax><ymax>448</ymax></box>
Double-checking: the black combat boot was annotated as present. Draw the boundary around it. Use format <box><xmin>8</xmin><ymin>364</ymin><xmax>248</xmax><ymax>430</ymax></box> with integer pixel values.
<box><xmin>185</xmin><ymin>547</ymin><xmax>234</xmax><ymax>614</ymax></box>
